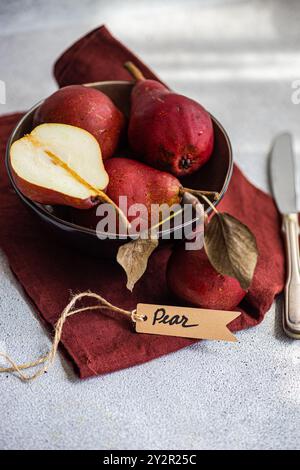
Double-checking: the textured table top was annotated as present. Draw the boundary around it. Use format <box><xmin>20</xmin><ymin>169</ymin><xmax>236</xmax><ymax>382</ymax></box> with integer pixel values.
<box><xmin>0</xmin><ymin>0</ymin><xmax>300</xmax><ymax>450</ymax></box>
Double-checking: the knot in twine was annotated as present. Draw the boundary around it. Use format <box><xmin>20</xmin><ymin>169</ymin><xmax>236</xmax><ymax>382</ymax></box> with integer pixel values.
<box><xmin>0</xmin><ymin>292</ymin><xmax>144</xmax><ymax>382</ymax></box>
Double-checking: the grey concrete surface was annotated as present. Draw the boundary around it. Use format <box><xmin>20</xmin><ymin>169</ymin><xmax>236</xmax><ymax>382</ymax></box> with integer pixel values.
<box><xmin>0</xmin><ymin>0</ymin><xmax>300</xmax><ymax>450</ymax></box>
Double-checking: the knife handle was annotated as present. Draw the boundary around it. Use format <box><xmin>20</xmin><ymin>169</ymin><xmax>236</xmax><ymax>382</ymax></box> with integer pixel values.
<box><xmin>283</xmin><ymin>213</ymin><xmax>300</xmax><ymax>339</ymax></box>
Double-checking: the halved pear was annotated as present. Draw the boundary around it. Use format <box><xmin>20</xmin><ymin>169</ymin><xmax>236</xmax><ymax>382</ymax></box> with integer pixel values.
<box><xmin>10</xmin><ymin>123</ymin><xmax>109</xmax><ymax>209</ymax></box>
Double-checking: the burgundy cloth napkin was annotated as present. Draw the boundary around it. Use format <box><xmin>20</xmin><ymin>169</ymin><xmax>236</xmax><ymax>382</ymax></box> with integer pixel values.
<box><xmin>0</xmin><ymin>26</ymin><xmax>285</xmax><ymax>378</ymax></box>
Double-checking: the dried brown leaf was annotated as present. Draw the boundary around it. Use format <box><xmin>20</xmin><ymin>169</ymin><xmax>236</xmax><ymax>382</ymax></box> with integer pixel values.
<box><xmin>204</xmin><ymin>213</ymin><xmax>258</xmax><ymax>290</ymax></box>
<box><xmin>117</xmin><ymin>237</ymin><xmax>159</xmax><ymax>291</ymax></box>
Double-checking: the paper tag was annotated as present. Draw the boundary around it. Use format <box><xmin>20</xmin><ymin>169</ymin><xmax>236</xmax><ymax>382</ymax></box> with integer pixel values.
<box><xmin>135</xmin><ymin>303</ymin><xmax>241</xmax><ymax>342</ymax></box>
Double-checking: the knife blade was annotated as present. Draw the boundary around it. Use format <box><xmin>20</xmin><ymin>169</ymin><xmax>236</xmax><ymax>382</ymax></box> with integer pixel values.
<box><xmin>269</xmin><ymin>133</ymin><xmax>300</xmax><ymax>339</ymax></box>
<box><xmin>270</xmin><ymin>133</ymin><xmax>298</xmax><ymax>214</ymax></box>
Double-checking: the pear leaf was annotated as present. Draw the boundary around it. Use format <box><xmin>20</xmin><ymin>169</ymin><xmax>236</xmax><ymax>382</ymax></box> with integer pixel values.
<box><xmin>117</xmin><ymin>237</ymin><xmax>159</xmax><ymax>292</ymax></box>
<box><xmin>204</xmin><ymin>213</ymin><xmax>258</xmax><ymax>290</ymax></box>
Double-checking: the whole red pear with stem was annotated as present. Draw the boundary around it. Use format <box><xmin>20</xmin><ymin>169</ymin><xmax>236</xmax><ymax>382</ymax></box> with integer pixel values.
<box><xmin>70</xmin><ymin>158</ymin><xmax>218</xmax><ymax>230</ymax></box>
<box><xmin>125</xmin><ymin>62</ymin><xmax>214</xmax><ymax>177</ymax></box>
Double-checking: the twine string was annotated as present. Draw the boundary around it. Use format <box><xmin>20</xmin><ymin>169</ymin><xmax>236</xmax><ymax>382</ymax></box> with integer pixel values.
<box><xmin>0</xmin><ymin>292</ymin><xmax>142</xmax><ymax>382</ymax></box>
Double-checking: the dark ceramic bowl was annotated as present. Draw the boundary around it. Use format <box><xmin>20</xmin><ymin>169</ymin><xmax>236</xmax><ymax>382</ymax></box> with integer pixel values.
<box><xmin>5</xmin><ymin>81</ymin><xmax>233</xmax><ymax>258</ymax></box>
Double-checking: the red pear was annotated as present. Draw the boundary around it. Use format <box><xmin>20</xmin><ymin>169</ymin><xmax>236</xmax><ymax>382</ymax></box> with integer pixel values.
<box><xmin>70</xmin><ymin>158</ymin><xmax>219</xmax><ymax>230</ymax></box>
<box><xmin>34</xmin><ymin>85</ymin><xmax>125</xmax><ymax>160</ymax></box>
<box><xmin>125</xmin><ymin>62</ymin><xmax>214</xmax><ymax>177</ymax></box>
<box><xmin>167</xmin><ymin>247</ymin><xmax>246</xmax><ymax>311</ymax></box>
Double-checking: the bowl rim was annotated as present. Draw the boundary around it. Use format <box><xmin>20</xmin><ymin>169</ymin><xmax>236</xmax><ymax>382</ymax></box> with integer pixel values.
<box><xmin>5</xmin><ymin>80</ymin><xmax>233</xmax><ymax>240</ymax></box>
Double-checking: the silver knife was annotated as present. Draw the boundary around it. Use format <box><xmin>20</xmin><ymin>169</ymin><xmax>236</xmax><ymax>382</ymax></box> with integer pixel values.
<box><xmin>270</xmin><ymin>133</ymin><xmax>300</xmax><ymax>339</ymax></box>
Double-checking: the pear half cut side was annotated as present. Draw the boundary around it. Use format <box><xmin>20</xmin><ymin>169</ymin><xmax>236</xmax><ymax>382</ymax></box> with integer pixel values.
<box><xmin>10</xmin><ymin>123</ymin><xmax>109</xmax><ymax>209</ymax></box>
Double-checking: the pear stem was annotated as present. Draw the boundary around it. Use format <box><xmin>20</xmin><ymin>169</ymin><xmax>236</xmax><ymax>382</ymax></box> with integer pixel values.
<box><xmin>95</xmin><ymin>191</ymin><xmax>131</xmax><ymax>230</ymax></box>
<box><xmin>181</xmin><ymin>187</ymin><xmax>220</xmax><ymax>201</ymax></box>
<box><xmin>124</xmin><ymin>62</ymin><xmax>145</xmax><ymax>81</ymax></box>
<box><xmin>149</xmin><ymin>207</ymin><xmax>184</xmax><ymax>233</ymax></box>
<box><xmin>198</xmin><ymin>193</ymin><xmax>219</xmax><ymax>215</ymax></box>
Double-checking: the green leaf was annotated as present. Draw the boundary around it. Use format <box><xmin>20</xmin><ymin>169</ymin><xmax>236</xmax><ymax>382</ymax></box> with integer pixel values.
<box><xmin>204</xmin><ymin>213</ymin><xmax>258</xmax><ymax>290</ymax></box>
<box><xmin>117</xmin><ymin>237</ymin><xmax>159</xmax><ymax>291</ymax></box>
